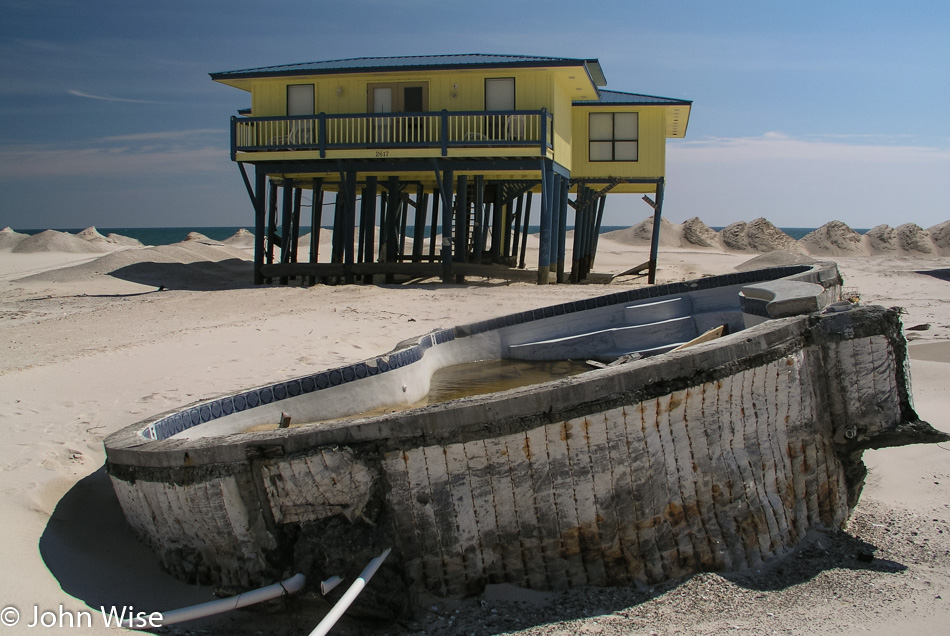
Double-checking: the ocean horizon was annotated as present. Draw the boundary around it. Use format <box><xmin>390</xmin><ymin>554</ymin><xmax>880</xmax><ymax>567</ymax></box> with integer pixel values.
<box><xmin>14</xmin><ymin>225</ymin><xmax>866</xmax><ymax>246</ymax></box>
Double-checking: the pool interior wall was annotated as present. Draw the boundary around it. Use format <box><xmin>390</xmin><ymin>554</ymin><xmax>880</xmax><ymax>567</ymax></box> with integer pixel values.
<box><xmin>146</xmin><ymin>264</ymin><xmax>831</xmax><ymax>441</ymax></box>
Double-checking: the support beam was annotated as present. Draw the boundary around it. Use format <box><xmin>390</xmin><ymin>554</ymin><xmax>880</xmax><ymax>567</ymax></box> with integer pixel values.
<box><xmin>342</xmin><ymin>170</ymin><xmax>357</xmax><ymax>283</ymax></box>
<box><xmin>648</xmin><ymin>178</ymin><xmax>665</xmax><ymax>284</ymax></box>
<box><xmin>412</xmin><ymin>184</ymin><xmax>426</xmax><ymax>262</ymax></box>
<box><xmin>537</xmin><ymin>161</ymin><xmax>553</xmax><ymax>284</ymax></box>
<box><xmin>279</xmin><ymin>178</ymin><xmax>294</xmax><ymax>284</ymax></box>
<box><xmin>291</xmin><ymin>186</ymin><xmax>302</xmax><ymax>264</ymax></box>
<box><xmin>266</xmin><ymin>180</ymin><xmax>278</xmax><ymax>267</ymax></box>
<box><xmin>432</xmin><ymin>163</ymin><xmax>454</xmax><ymax>283</ymax></box>
<box><xmin>556</xmin><ymin>175</ymin><xmax>569</xmax><ymax>282</ymax></box>
<box><xmin>519</xmin><ymin>191</ymin><xmax>532</xmax><ymax>270</ymax></box>
<box><xmin>253</xmin><ymin>166</ymin><xmax>266</xmax><ymax>285</ymax></box>
<box><xmin>428</xmin><ymin>188</ymin><xmax>439</xmax><ymax>259</ymax></box>
<box><xmin>471</xmin><ymin>175</ymin><xmax>484</xmax><ymax>262</ymax></box>
<box><xmin>455</xmin><ymin>174</ymin><xmax>469</xmax><ymax>263</ymax></box>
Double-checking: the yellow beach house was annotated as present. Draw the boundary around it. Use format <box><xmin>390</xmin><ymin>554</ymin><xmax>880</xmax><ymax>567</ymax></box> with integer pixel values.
<box><xmin>210</xmin><ymin>54</ymin><xmax>691</xmax><ymax>284</ymax></box>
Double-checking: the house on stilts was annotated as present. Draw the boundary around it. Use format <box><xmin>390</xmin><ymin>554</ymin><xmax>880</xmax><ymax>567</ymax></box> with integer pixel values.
<box><xmin>210</xmin><ymin>54</ymin><xmax>691</xmax><ymax>285</ymax></box>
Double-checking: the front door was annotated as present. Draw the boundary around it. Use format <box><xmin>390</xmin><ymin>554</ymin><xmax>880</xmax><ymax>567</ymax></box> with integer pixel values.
<box><xmin>368</xmin><ymin>82</ymin><xmax>428</xmax><ymax>143</ymax></box>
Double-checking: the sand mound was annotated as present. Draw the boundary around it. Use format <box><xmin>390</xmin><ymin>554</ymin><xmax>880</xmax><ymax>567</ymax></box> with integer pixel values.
<box><xmin>0</xmin><ymin>227</ymin><xmax>28</xmax><ymax>250</ymax></box>
<box><xmin>800</xmin><ymin>221</ymin><xmax>868</xmax><ymax>256</ymax></box>
<box><xmin>12</xmin><ymin>229</ymin><xmax>111</xmax><ymax>254</ymax></box>
<box><xmin>681</xmin><ymin>217</ymin><xmax>719</xmax><ymax>248</ymax></box>
<box><xmin>864</xmin><ymin>223</ymin><xmax>936</xmax><ymax>255</ymax></box>
<box><xmin>222</xmin><ymin>228</ymin><xmax>255</xmax><ymax>247</ymax></box>
<box><xmin>719</xmin><ymin>218</ymin><xmax>798</xmax><ymax>253</ymax></box>
<box><xmin>735</xmin><ymin>250</ymin><xmax>818</xmax><ymax>272</ymax></box>
<box><xmin>746</xmin><ymin>218</ymin><xmax>799</xmax><ymax>252</ymax></box>
<box><xmin>105</xmin><ymin>232</ymin><xmax>143</xmax><ymax>247</ymax></box>
<box><xmin>76</xmin><ymin>226</ymin><xmax>108</xmax><ymax>242</ymax></box>
<box><xmin>896</xmin><ymin>223</ymin><xmax>934</xmax><ymax>254</ymax></box>
<box><xmin>184</xmin><ymin>231</ymin><xmax>215</xmax><ymax>243</ymax></box>
<box><xmin>17</xmin><ymin>241</ymin><xmax>252</xmax><ymax>289</ymax></box>
<box><xmin>865</xmin><ymin>225</ymin><xmax>898</xmax><ymax>254</ymax></box>
<box><xmin>602</xmin><ymin>217</ymin><xmax>682</xmax><ymax>247</ymax></box>
<box><xmin>928</xmin><ymin>220</ymin><xmax>950</xmax><ymax>255</ymax></box>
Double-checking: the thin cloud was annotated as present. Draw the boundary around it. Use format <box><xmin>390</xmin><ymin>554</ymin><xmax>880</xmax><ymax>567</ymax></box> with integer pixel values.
<box><xmin>670</xmin><ymin>133</ymin><xmax>950</xmax><ymax>165</ymax></box>
<box><xmin>99</xmin><ymin>129</ymin><xmax>224</xmax><ymax>142</ymax></box>
<box><xmin>67</xmin><ymin>89</ymin><xmax>171</xmax><ymax>105</ymax></box>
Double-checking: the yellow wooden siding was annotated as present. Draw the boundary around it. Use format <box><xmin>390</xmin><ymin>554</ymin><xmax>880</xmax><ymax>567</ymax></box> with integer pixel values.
<box><xmin>246</xmin><ymin>68</ymin><xmax>585</xmax><ymax>116</ymax></box>
<box><xmin>569</xmin><ymin>106</ymin><xmax>667</xmax><ymax>182</ymax></box>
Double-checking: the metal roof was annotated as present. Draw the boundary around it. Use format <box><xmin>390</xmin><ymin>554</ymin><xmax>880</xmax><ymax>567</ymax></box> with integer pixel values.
<box><xmin>210</xmin><ymin>54</ymin><xmax>606</xmax><ymax>82</ymax></box>
<box><xmin>575</xmin><ymin>90</ymin><xmax>692</xmax><ymax>106</ymax></box>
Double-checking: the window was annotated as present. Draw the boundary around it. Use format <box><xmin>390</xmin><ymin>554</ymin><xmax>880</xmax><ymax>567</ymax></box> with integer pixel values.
<box><xmin>589</xmin><ymin>112</ymin><xmax>638</xmax><ymax>161</ymax></box>
<box><xmin>287</xmin><ymin>84</ymin><xmax>314</xmax><ymax>116</ymax></box>
<box><xmin>485</xmin><ymin>78</ymin><xmax>515</xmax><ymax>111</ymax></box>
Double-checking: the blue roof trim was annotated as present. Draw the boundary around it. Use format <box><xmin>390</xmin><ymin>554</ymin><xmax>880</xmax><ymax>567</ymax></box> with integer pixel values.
<box><xmin>575</xmin><ymin>89</ymin><xmax>692</xmax><ymax>106</ymax></box>
<box><xmin>211</xmin><ymin>54</ymin><xmax>600</xmax><ymax>80</ymax></box>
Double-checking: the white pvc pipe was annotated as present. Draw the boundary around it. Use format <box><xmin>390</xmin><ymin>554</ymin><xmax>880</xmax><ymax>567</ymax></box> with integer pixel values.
<box><xmin>123</xmin><ymin>573</ymin><xmax>306</xmax><ymax>628</ymax></box>
<box><xmin>309</xmin><ymin>548</ymin><xmax>392</xmax><ymax>636</ymax></box>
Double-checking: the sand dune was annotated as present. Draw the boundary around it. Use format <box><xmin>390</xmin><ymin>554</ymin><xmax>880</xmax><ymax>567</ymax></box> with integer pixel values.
<box><xmin>0</xmin><ymin>226</ymin><xmax>28</xmax><ymax>250</ymax></box>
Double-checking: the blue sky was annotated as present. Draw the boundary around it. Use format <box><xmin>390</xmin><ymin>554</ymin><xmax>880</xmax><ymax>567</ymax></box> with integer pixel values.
<box><xmin>2</xmin><ymin>0</ymin><xmax>948</xmax><ymax>230</ymax></box>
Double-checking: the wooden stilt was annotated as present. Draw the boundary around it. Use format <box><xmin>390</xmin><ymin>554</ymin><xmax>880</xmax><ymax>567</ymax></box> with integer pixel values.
<box><xmin>429</xmin><ymin>188</ymin><xmax>439</xmax><ymax>260</ymax></box>
<box><xmin>510</xmin><ymin>195</ymin><xmax>523</xmax><ymax>263</ymax></box>
<box><xmin>361</xmin><ymin>176</ymin><xmax>377</xmax><ymax>282</ymax></box>
<box><xmin>537</xmin><ymin>162</ymin><xmax>553</xmax><ymax>285</ymax></box>
<box><xmin>454</xmin><ymin>174</ymin><xmax>468</xmax><ymax>283</ymax></box>
<box><xmin>331</xmin><ymin>194</ymin><xmax>344</xmax><ymax>265</ymax></box>
<box><xmin>519</xmin><ymin>191</ymin><xmax>532</xmax><ymax>270</ymax></box>
<box><xmin>589</xmin><ymin>194</ymin><xmax>607</xmax><ymax>273</ymax></box>
<box><xmin>471</xmin><ymin>176</ymin><xmax>483</xmax><ymax>263</ymax></box>
<box><xmin>570</xmin><ymin>186</ymin><xmax>587</xmax><ymax>283</ymax></box>
<box><xmin>398</xmin><ymin>191</ymin><xmax>409</xmax><ymax>261</ymax></box>
<box><xmin>412</xmin><ymin>184</ymin><xmax>426</xmax><ymax>263</ymax></box>
<box><xmin>291</xmin><ymin>186</ymin><xmax>302</xmax><ymax>265</ymax></box>
<box><xmin>556</xmin><ymin>176</ymin><xmax>569</xmax><ymax>282</ymax></box>
<box><xmin>309</xmin><ymin>178</ymin><xmax>324</xmax><ymax>285</ymax></box>
<box><xmin>378</xmin><ymin>190</ymin><xmax>388</xmax><ymax>264</ymax></box>
<box><xmin>548</xmin><ymin>174</ymin><xmax>560</xmax><ymax>277</ymax></box>
<box><xmin>433</xmin><ymin>166</ymin><xmax>454</xmax><ymax>283</ymax></box>
<box><xmin>253</xmin><ymin>166</ymin><xmax>266</xmax><ymax>285</ymax></box>
<box><xmin>385</xmin><ymin>176</ymin><xmax>400</xmax><ymax>284</ymax></box>
<box><xmin>648</xmin><ymin>178</ymin><xmax>665</xmax><ymax>284</ymax></box>
<box><xmin>342</xmin><ymin>170</ymin><xmax>357</xmax><ymax>284</ymax></box>
<box><xmin>491</xmin><ymin>184</ymin><xmax>504</xmax><ymax>263</ymax></box>
<box><xmin>279</xmin><ymin>178</ymin><xmax>294</xmax><ymax>285</ymax></box>
<box><xmin>266</xmin><ymin>180</ymin><xmax>278</xmax><ymax>268</ymax></box>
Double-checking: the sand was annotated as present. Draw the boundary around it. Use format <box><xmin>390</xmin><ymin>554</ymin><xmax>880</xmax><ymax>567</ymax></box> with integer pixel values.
<box><xmin>1</xmin><ymin>220</ymin><xmax>949</xmax><ymax>635</ymax></box>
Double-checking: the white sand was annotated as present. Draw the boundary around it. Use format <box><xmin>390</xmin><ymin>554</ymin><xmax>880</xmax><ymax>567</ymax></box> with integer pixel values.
<box><xmin>0</xmin><ymin>222</ymin><xmax>948</xmax><ymax>635</ymax></box>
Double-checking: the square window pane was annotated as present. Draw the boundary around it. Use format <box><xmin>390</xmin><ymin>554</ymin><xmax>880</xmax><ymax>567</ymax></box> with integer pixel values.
<box><xmin>403</xmin><ymin>86</ymin><xmax>424</xmax><ymax>112</ymax></box>
<box><xmin>615</xmin><ymin>141</ymin><xmax>638</xmax><ymax>161</ymax></box>
<box><xmin>590</xmin><ymin>141</ymin><xmax>613</xmax><ymax>161</ymax></box>
<box><xmin>614</xmin><ymin>112</ymin><xmax>638</xmax><ymax>140</ymax></box>
<box><xmin>589</xmin><ymin>113</ymin><xmax>614</xmax><ymax>140</ymax></box>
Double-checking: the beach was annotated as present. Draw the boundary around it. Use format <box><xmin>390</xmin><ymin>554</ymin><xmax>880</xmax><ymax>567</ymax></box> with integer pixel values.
<box><xmin>1</xmin><ymin>219</ymin><xmax>948</xmax><ymax>635</ymax></box>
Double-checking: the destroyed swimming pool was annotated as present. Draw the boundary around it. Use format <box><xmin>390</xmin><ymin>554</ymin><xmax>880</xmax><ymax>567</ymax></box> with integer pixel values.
<box><xmin>104</xmin><ymin>262</ymin><xmax>948</xmax><ymax>600</ymax></box>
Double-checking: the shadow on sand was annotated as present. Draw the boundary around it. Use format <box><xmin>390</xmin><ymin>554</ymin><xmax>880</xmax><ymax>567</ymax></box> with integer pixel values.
<box><xmin>916</xmin><ymin>268</ymin><xmax>950</xmax><ymax>283</ymax></box>
<box><xmin>107</xmin><ymin>259</ymin><xmax>257</xmax><ymax>291</ymax></box>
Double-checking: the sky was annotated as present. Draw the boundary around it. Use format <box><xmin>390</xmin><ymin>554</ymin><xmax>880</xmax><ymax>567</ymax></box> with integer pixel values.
<box><xmin>1</xmin><ymin>0</ymin><xmax>949</xmax><ymax>230</ymax></box>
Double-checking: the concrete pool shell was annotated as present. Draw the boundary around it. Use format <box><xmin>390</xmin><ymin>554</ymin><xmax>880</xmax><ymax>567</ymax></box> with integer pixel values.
<box><xmin>104</xmin><ymin>262</ymin><xmax>947</xmax><ymax>598</ymax></box>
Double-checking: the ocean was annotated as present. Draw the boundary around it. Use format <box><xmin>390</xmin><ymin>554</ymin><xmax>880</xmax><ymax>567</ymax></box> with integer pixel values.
<box><xmin>16</xmin><ymin>226</ymin><xmax>852</xmax><ymax>245</ymax></box>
